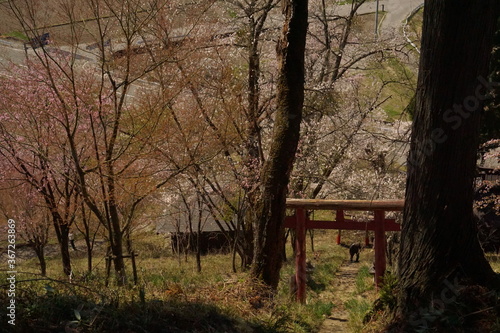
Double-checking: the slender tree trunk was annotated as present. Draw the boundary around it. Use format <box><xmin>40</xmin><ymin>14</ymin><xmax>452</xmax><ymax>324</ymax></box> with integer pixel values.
<box><xmin>250</xmin><ymin>0</ymin><xmax>308</xmax><ymax>289</ymax></box>
<box><xmin>193</xmin><ymin>196</ymin><xmax>202</xmax><ymax>273</ymax></box>
<box><xmin>196</xmin><ymin>207</ymin><xmax>202</xmax><ymax>273</ymax></box>
<box><xmin>109</xmin><ymin>222</ymin><xmax>126</xmax><ymax>285</ymax></box>
<box><xmin>52</xmin><ymin>217</ymin><xmax>72</xmax><ymax>277</ymax></box>
<box><xmin>45</xmin><ymin>197</ymin><xmax>72</xmax><ymax>277</ymax></box>
<box><xmin>391</xmin><ymin>0</ymin><xmax>500</xmax><ymax>330</ymax></box>
<box><xmin>110</xmin><ymin>230</ymin><xmax>126</xmax><ymax>285</ymax></box>
<box><xmin>86</xmin><ymin>238</ymin><xmax>93</xmax><ymax>273</ymax></box>
<box><xmin>107</xmin><ymin>169</ymin><xmax>127</xmax><ymax>285</ymax></box>
<box><xmin>33</xmin><ymin>245</ymin><xmax>46</xmax><ymax>276</ymax></box>
<box><xmin>80</xmin><ymin>203</ymin><xmax>94</xmax><ymax>273</ymax></box>
<box><xmin>60</xmin><ymin>224</ymin><xmax>72</xmax><ymax>277</ymax></box>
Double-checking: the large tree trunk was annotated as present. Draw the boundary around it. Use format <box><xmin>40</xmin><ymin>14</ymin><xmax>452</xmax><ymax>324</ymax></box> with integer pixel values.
<box><xmin>250</xmin><ymin>0</ymin><xmax>308</xmax><ymax>289</ymax></box>
<box><xmin>240</xmin><ymin>0</ymin><xmax>276</xmax><ymax>269</ymax></box>
<box><xmin>34</xmin><ymin>245</ymin><xmax>47</xmax><ymax>277</ymax></box>
<box><xmin>59</xmin><ymin>224</ymin><xmax>72</xmax><ymax>277</ymax></box>
<box><xmin>106</xmin><ymin>163</ymin><xmax>127</xmax><ymax>285</ymax></box>
<box><xmin>109</xmin><ymin>218</ymin><xmax>127</xmax><ymax>285</ymax></box>
<box><xmin>392</xmin><ymin>0</ymin><xmax>500</xmax><ymax>330</ymax></box>
<box><xmin>481</xmin><ymin>24</ymin><xmax>500</xmax><ymax>143</ymax></box>
<box><xmin>51</xmin><ymin>215</ymin><xmax>72</xmax><ymax>277</ymax></box>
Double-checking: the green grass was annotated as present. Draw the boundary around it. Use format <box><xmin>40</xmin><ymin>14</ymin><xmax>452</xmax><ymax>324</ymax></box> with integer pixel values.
<box><xmin>369</xmin><ymin>56</ymin><xmax>418</xmax><ymax>121</ymax></box>
<box><xmin>335</xmin><ymin>264</ymin><xmax>377</xmax><ymax>332</ymax></box>
<box><xmin>275</xmin><ymin>230</ymin><xmax>346</xmax><ymax>332</ymax></box>
<box><xmin>341</xmin><ymin>11</ymin><xmax>419</xmax><ymax>121</ymax></box>
<box><xmin>486</xmin><ymin>254</ymin><xmax>500</xmax><ymax>273</ymax></box>
<box><xmin>0</xmin><ymin>276</ymin><xmax>256</xmax><ymax>333</ymax></box>
<box><xmin>4</xmin><ymin>31</ymin><xmax>28</xmax><ymax>41</ymax></box>
<box><xmin>408</xmin><ymin>8</ymin><xmax>423</xmax><ymax>31</ymax></box>
<box><xmin>4</xmin><ymin>229</ymin><xmax>498</xmax><ymax>332</ymax></box>
<box><xmin>355</xmin><ymin>265</ymin><xmax>375</xmax><ymax>294</ymax></box>
<box><xmin>345</xmin><ymin>298</ymin><xmax>372</xmax><ymax>333</ymax></box>
<box><xmin>0</xmin><ymin>258</ymin><xmax>260</xmax><ymax>332</ymax></box>
<box><xmin>0</xmin><ymin>230</ymin><xmax>352</xmax><ymax>332</ymax></box>
<box><xmin>406</xmin><ymin>7</ymin><xmax>423</xmax><ymax>50</ymax></box>
<box><xmin>343</xmin><ymin>10</ymin><xmax>420</xmax><ymax>122</ymax></box>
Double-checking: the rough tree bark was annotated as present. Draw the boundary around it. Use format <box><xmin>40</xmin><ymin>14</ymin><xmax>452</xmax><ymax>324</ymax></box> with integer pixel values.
<box><xmin>250</xmin><ymin>0</ymin><xmax>308</xmax><ymax>289</ymax></box>
<box><xmin>242</xmin><ymin>0</ymin><xmax>277</xmax><ymax>269</ymax></box>
<box><xmin>481</xmin><ymin>24</ymin><xmax>500</xmax><ymax>143</ymax></box>
<box><xmin>391</xmin><ymin>0</ymin><xmax>500</xmax><ymax>331</ymax></box>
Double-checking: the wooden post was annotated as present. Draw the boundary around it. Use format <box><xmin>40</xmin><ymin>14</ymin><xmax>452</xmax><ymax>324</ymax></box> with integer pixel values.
<box><xmin>336</xmin><ymin>230</ymin><xmax>341</xmax><ymax>245</ymax></box>
<box><xmin>131</xmin><ymin>251</ymin><xmax>138</xmax><ymax>285</ymax></box>
<box><xmin>295</xmin><ymin>208</ymin><xmax>307</xmax><ymax>303</ymax></box>
<box><xmin>105</xmin><ymin>255</ymin><xmax>112</xmax><ymax>287</ymax></box>
<box><xmin>373</xmin><ymin>210</ymin><xmax>387</xmax><ymax>288</ymax></box>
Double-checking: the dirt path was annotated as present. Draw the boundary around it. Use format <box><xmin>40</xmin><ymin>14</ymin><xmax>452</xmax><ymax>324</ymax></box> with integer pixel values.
<box><xmin>318</xmin><ymin>260</ymin><xmax>365</xmax><ymax>333</ymax></box>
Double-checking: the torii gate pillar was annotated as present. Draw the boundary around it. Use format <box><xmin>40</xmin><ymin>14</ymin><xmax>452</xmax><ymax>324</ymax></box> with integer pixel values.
<box><xmin>295</xmin><ymin>208</ymin><xmax>307</xmax><ymax>303</ymax></box>
<box><xmin>373</xmin><ymin>210</ymin><xmax>387</xmax><ymax>287</ymax></box>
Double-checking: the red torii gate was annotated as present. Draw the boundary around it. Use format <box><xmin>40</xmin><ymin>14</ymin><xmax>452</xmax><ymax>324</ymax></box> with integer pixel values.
<box><xmin>284</xmin><ymin>199</ymin><xmax>404</xmax><ymax>303</ymax></box>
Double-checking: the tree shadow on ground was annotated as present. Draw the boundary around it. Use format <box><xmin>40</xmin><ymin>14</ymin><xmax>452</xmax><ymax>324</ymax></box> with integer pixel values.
<box><xmin>0</xmin><ymin>290</ymin><xmax>261</xmax><ymax>333</ymax></box>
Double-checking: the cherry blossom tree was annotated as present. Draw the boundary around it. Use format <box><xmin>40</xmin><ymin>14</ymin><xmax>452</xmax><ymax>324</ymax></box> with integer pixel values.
<box><xmin>1</xmin><ymin>0</ymin><xmax>414</xmax><ymax>291</ymax></box>
<box><xmin>0</xmin><ymin>179</ymin><xmax>50</xmax><ymax>276</ymax></box>
<box><xmin>0</xmin><ymin>63</ymin><xmax>80</xmax><ymax>278</ymax></box>
<box><xmin>290</xmin><ymin>0</ymin><xmax>412</xmax><ymax>201</ymax></box>
<box><xmin>155</xmin><ymin>0</ymin><xmax>411</xmax><ymax>279</ymax></box>
<box><xmin>13</xmin><ymin>186</ymin><xmax>51</xmax><ymax>276</ymax></box>
<box><xmin>3</xmin><ymin>0</ymin><xmax>198</xmax><ymax>285</ymax></box>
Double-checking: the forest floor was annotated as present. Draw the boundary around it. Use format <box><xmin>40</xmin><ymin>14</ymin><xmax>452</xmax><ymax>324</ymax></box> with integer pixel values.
<box><xmin>2</xmin><ymin>230</ymin><xmax>499</xmax><ymax>333</ymax></box>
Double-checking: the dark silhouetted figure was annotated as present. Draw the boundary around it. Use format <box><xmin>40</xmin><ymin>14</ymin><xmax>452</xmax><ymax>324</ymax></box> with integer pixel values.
<box><xmin>349</xmin><ymin>243</ymin><xmax>361</xmax><ymax>262</ymax></box>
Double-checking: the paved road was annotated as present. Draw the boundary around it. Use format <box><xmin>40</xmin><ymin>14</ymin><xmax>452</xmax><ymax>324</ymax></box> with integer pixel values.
<box><xmin>382</xmin><ymin>0</ymin><xmax>424</xmax><ymax>29</ymax></box>
<box><xmin>0</xmin><ymin>1</ymin><xmax>424</xmax><ymax>75</ymax></box>
<box><xmin>336</xmin><ymin>0</ymin><xmax>424</xmax><ymax>32</ymax></box>
<box><xmin>0</xmin><ymin>39</ymin><xmax>26</xmax><ymax>70</ymax></box>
